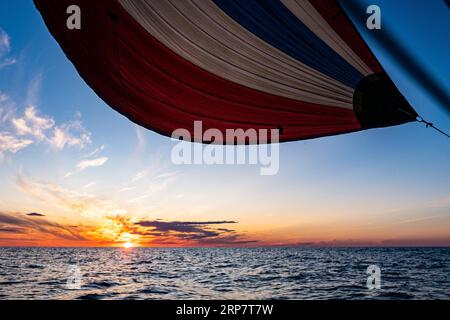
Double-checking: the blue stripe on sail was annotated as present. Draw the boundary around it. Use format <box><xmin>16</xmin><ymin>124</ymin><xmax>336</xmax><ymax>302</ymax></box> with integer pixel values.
<box><xmin>213</xmin><ymin>0</ymin><xmax>364</xmax><ymax>88</ymax></box>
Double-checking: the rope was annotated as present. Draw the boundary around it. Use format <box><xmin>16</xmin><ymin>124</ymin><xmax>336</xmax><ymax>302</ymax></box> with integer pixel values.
<box><xmin>416</xmin><ymin>116</ymin><xmax>450</xmax><ymax>138</ymax></box>
<box><xmin>397</xmin><ymin>108</ymin><xmax>450</xmax><ymax>139</ymax></box>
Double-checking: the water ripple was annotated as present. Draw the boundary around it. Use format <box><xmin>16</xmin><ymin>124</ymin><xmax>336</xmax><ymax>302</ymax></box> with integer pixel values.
<box><xmin>0</xmin><ymin>247</ymin><xmax>449</xmax><ymax>299</ymax></box>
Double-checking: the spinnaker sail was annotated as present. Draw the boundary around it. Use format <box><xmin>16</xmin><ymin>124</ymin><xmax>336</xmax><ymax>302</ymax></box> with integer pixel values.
<box><xmin>34</xmin><ymin>0</ymin><xmax>418</xmax><ymax>143</ymax></box>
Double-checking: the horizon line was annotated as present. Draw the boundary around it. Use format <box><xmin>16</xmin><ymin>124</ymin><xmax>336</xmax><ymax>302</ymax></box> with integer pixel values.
<box><xmin>1</xmin><ymin>245</ymin><xmax>449</xmax><ymax>249</ymax></box>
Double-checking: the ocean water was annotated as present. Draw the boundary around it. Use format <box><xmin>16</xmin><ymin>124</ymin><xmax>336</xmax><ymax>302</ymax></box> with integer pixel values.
<box><xmin>0</xmin><ymin>247</ymin><xmax>449</xmax><ymax>300</ymax></box>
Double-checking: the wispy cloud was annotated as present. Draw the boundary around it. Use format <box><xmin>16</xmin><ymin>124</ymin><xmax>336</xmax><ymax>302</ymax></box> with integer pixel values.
<box><xmin>64</xmin><ymin>144</ymin><xmax>106</xmax><ymax>177</ymax></box>
<box><xmin>12</xmin><ymin>104</ymin><xmax>91</xmax><ymax>150</ymax></box>
<box><xmin>0</xmin><ymin>72</ymin><xmax>92</xmax><ymax>160</ymax></box>
<box><xmin>0</xmin><ymin>132</ymin><xmax>33</xmax><ymax>158</ymax></box>
<box><xmin>0</xmin><ymin>57</ymin><xmax>16</xmax><ymax>69</ymax></box>
<box><xmin>0</xmin><ymin>28</ymin><xmax>16</xmax><ymax>70</ymax></box>
<box><xmin>131</xmin><ymin>170</ymin><xmax>147</xmax><ymax>183</ymax></box>
<box><xmin>395</xmin><ymin>213</ymin><xmax>450</xmax><ymax>225</ymax></box>
<box><xmin>25</xmin><ymin>72</ymin><xmax>42</xmax><ymax>106</ymax></box>
<box><xmin>16</xmin><ymin>172</ymin><xmax>126</xmax><ymax>218</ymax></box>
<box><xmin>0</xmin><ymin>28</ymin><xmax>11</xmax><ymax>54</ymax></box>
<box><xmin>82</xmin><ymin>144</ymin><xmax>105</xmax><ymax>158</ymax></box>
<box><xmin>0</xmin><ymin>93</ymin><xmax>8</xmax><ymax>103</ymax></box>
<box><xmin>12</xmin><ymin>106</ymin><xmax>55</xmax><ymax>140</ymax></box>
<box><xmin>120</xmin><ymin>162</ymin><xmax>179</xmax><ymax>203</ymax></box>
<box><xmin>0</xmin><ymin>93</ymin><xmax>34</xmax><ymax>158</ymax></box>
<box><xmin>49</xmin><ymin>121</ymin><xmax>91</xmax><ymax>150</ymax></box>
<box><xmin>76</xmin><ymin>156</ymin><xmax>109</xmax><ymax>171</ymax></box>
<box><xmin>0</xmin><ymin>93</ymin><xmax>15</xmax><ymax>119</ymax></box>
<box><xmin>135</xmin><ymin>125</ymin><xmax>146</xmax><ymax>153</ymax></box>
<box><xmin>126</xmin><ymin>171</ymin><xmax>177</xmax><ymax>203</ymax></box>
<box><xmin>0</xmin><ymin>211</ymin><xmax>86</xmax><ymax>241</ymax></box>
<box><xmin>0</xmin><ymin>95</ymin><xmax>92</xmax><ymax>159</ymax></box>
<box><xmin>82</xmin><ymin>181</ymin><xmax>97</xmax><ymax>189</ymax></box>
<box><xmin>429</xmin><ymin>195</ymin><xmax>450</xmax><ymax>208</ymax></box>
<box><xmin>118</xmin><ymin>186</ymin><xmax>136</xmax><ymax>193</ymax></box>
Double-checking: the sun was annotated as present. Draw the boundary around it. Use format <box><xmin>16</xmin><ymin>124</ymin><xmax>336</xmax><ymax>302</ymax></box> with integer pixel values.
<box><xmin>116</xmin><ymin>232</ymin><xmax>140</xmax><ymax>249</ymax></box>
<box><xmin>123</xmin><ymin>242</ymin><xmax>134</xmax><ymax>249</ymax></box>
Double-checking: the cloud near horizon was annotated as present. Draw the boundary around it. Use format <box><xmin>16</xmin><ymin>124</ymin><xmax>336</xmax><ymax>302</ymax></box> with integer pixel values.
<box><xmin>0</xmin><ymin>211</ymin><xmax>87</xmax><ymax>242</ymax></box>
<box><xmin>9</xmin><ymin>172</ymin><xmax>256</xmax><ymax>246</ymax></box>
<box><xmin>0</xmin><ymin>211</ymin><xmax>257</xmax><ymax>247</ymax></box>
<box><xmin>3</xmin><ymin>210</ymin><xmax>448</xmax><ymax>247</ymax></box>
<box><xmin>131</xmin><ymin>219</ymin><xmax>258</xmax><ymax>245</ymax></box>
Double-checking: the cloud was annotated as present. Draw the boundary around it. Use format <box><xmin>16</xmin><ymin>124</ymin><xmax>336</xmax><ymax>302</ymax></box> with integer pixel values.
<box><xmin>0</xmin><ymin>132</ymin><xmax>33</xmax><ymax>157</ymax></box>
<box><xmin>0</xmin><ymin>93</ymin><xmax>8</xmax><ymax>103</ymax></box>
<box><xmin>12</xmin><ymin>106</ymin><xmax>55</xmax><ymax>140</ymax></box>
<box><xmin>0</xmin><ymin>28</ymin><xmax>11</xmax><ymax>54</ymax></box>
<box><xmin>0</xmin><ymin>96</ymin><xmax>36</xmax><ymax>158</ymax></box>
<box><xmin>136</xmin><ymin>220</ymin><xmax>237</xmax><ymax>230</ymax></box>
<box><xmin>132</xmin><ymin>170</ymin><xmax>147</xmax><ymax>182</ymax></box>
<box><xmin>135</xmin><ymin>125</ymin><xmax>146</xmax><ymax>153</ymax></box>
<box><xmin>65</xmin><ymin>145</ymin><xmax>106</xmax><ymax>177</ymax></box>
<box><xmin>0</xmin><ymin>226</ymin><xmax>25</xmax><ymax>233</ymax></box>
<box><xmin>0</xmin><ymin>93</ymin><xmax>15</xmax><ymax>120</ymax></box>
<box><xmin>0</xmin><ymin>75</ymin><xmax>92</xmax><ymax>159</ymax></box>
<box><xmin>50</xmin><ymin>125</ymin><xmax>89</xmax><ymax>150</ymax></box>
<box><xmin>48</xmin><ymin>120</ymin><xmax>91</xmax><ymax>150</ymax></box>
<box><xmin>395</xmin><ymin>213</ymin><xmax>450</xmax><ymax>225</ymax></box>
<box><xmin>25</xmin><ymin>73</ymin><xmax>42</xmax><ymax>106</ymax></box>
<box><xmin>11</xmin><ymin>105</ymin><xmax>91</xmax><ymax>150</ymax></box>
<box><xmin>1</xmin><ymin>202</ymin><xmax>257</xmax><ymax>246</ymax></box>
<box><xmin>0</xmin><ymin>105</ymin><xmax>92</xmax><ymax>159</ymax></box>
<box><xmin>82</xmin><ymin>181</ymin><xmax>97</xmax><ymax>189</ymax></box>
<box><xmin>132</xmin><ymin>219</ymin><xmax>257</xmax><ymax>246</ymax></box>
<box><xmin>118</xmin><ymin>186</ymin><xmax>136</xmax><ymax>193</ymax></box>
<box><xmin>26</xmin><ymin>212</ymin><xmax>45</xmax><ymax>217</ymax></box>
<box><xmin>17</xmin><ymin>172</ymin><xmax>126</xmax><ymax>218</ymax></box>
<box><xmin>0</xmin><ymin>58</ymin><xmax>16</xmax><ymax>69</ymax></box>
<box><xmin>82</xmin><ymin>145</ymin><xmax>105</xmax><ymax>158</ymax></box>
<box><xmin>0</xmin><ymin>211</ymin><xmax>86</xmax><ymax>241</ymax></box>
<box><xmin>76</xmin><ymin>156</ymin><xmax>109</xmax><ymax>171</ymax></box>
<box><xmin>0</xmin><ymin>28</ymin><xmax>16</xmax><ymax>69</ymax></box>
<box><xmin>126</xmin><ymin>171</ymin><xmax>178</xmax><ymax>203</ymax></box>
<box><xmin>12</xmin><ymin>173</ymin><xmax>254</xmax><ymax>246</ymax></box>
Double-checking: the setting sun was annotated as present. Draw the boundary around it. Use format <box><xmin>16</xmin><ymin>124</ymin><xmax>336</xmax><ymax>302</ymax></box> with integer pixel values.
<box><xmin>123</xmin><ymin>242</ymin><xmax>134</xmax><ymax>249</ymax></box>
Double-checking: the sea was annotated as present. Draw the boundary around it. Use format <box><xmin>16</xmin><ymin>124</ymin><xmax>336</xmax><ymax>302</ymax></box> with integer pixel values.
<box><xmin>0</xmin><ymin>247</ymin><xmax>449</xmax><ymax>300</ymax></box>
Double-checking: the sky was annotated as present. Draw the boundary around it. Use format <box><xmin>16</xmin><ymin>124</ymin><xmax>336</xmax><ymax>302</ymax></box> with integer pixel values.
<box><xmin>0</xmin><ymin>0</ymin><xmax>449</xmax><ymax>247</ymax></box>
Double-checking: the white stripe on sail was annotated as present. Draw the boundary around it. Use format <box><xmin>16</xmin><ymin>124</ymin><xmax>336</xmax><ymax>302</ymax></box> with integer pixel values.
<box><xmin>119</xmin><ymin>0</ymin><xmax>354</xmax><ymax>108</ymax></box>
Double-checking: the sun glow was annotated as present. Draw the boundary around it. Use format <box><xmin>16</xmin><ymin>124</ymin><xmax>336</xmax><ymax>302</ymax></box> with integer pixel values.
<box><xmin>116</xmin><ymin>231</ymin><xmax>140</xmax><ymax>249</ymax></box>
<box><xmin>123</xmin><ymin>242</ymin><xmax>134</xmax><ymax>249</ymax></box>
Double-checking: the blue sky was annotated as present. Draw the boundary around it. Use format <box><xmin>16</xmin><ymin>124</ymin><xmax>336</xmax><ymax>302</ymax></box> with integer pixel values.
<box><xmin>0</xmin><ymin>0</ymin><xmax>449</xmax><ymax>246</ymax></box>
